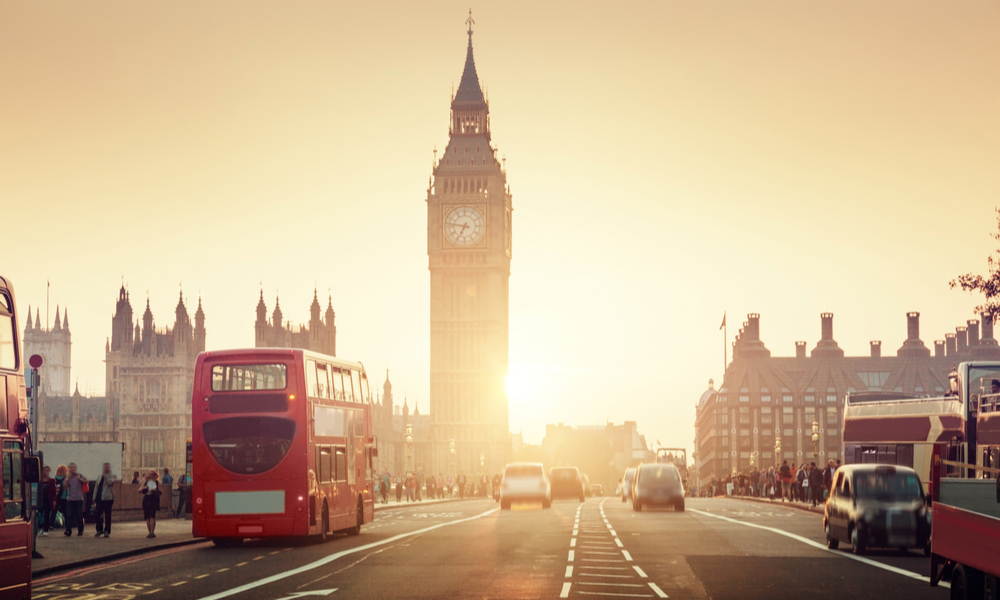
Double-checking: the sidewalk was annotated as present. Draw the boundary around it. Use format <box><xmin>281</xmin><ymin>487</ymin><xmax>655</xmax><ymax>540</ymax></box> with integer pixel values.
<box><xmin>730</xmin><ymin>494</ymin><xmax>826</xmax><ymax>515</ymax></box>
<box><xmin>32</xmin><ymin>496</ymin><xmax>478</xmax><ymax>576</ymax></box>
<box><xmin>33</xmin><ymin>517</ymin><xmax>198</xmax><ymax>576</ymax></box>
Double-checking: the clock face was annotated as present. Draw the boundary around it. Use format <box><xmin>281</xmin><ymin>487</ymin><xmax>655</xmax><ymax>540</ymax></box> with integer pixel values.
<box><xmin>444</xmin><ymin>206</ymin><xmax>485</xmax><ymax>247</ymax></box>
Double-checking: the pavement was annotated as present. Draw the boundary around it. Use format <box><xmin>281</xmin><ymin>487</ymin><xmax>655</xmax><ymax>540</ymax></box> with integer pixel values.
<box><xmin>31</xmin><ymin>495</ymin><xmax>476</xmax><ymax>576</ymax></box>
<box><xmin>29</xmin><ymin>496</ymin><xmax>949</xmax><ymax>600</ymax></box>
<box><xmin>729</xmin><ymin>494</ymin><xmax>827</xmax><ymax>514</ymax></box>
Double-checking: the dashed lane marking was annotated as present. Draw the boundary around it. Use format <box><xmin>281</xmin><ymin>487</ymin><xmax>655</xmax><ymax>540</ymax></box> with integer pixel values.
<box><xmin>576</xmin><ymin>592</ymin><xmax>653</xmax><ymax>598</ymax></box>
<box><xmin>579</xmin><ymin>573</ymin><xmax>635</xmax><ymax>578</ymax></box>
<box><xmin>195</xmin><ymin>575</ymin><xmax>210</xmax><ymax>580</ymax></box>
<box><xmin>578</xmin><ymin>583</ymin><xmax>646</xmax><ymax>588</ymax></box>
<box><xmin>560</xmin><ymin>582</ymin><xmax>572</xmax><ymax>598</ymax></box>
<box><xmin>235</xmin><ymin>562</ymin><xmax>248</xmax><ymax>567</ymax></box>
<box><xmin>582</xmin><ymin>559</ymin><xmax>625</xmax><ymax>563</ymax></box>
<box><xmin>614</xmin><ymin>538</ymin><xmax>624</xmax><ymax>547</ymax></box>
<box><xmin>568</xmin><ymin>550</ymin><xmax>575</xmax><ymax>562</ymax></box>
<box><xmin>566</xmin><ymin>566</ymin><xmax>574</xmax><ymax>577</ymax></box>
<box><xmin>216</xmin><ymin>568</ymin><xmax>230</xmax><ymax>573</ymax></box>
<box><xmin>622</xmin><ymin>550</ymin><xmax>633</xmax><ymax>561</ymax></box>
<box><xmin>570</xmin><ymin>538</ymin><xmax>577</xmax><ymax>547</ymax></box>
<box><xmin>633</xmin><ymin>566</ymin><xmax>647</xmax><ymax>578</ymax></box>
<box><xmin>172</xmin><ymin>582</ymin><xmax>188</xmax><ymax>587</ymax></box>
<box><xmin>648</xmin><ymin>582</ymin><xmax>668</xmax><ymax>598</ymax></box>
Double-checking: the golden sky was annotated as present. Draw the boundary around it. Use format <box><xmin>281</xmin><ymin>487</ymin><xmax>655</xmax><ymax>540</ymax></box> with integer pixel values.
<box><xmin>2</xmin><ymin>1</ymin><xmax>998</xmax><ymax>450</ymax></box>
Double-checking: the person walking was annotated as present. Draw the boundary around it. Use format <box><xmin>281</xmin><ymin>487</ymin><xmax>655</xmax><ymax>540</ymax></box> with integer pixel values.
<box><xmin>130</xmin><ymin>471</ymin><xmax>140</xmax><ymax>484</ymax></box>
<box><xmin>39</xmin><ymin>466</ymin><xmax>57</xmax><ymax>536</ymax></box>
<box><xmin>395</xmin><ymin>475</ymin><xmax>403</xmax><ymax>503</ymax></box>
<box><xmin>54</xmin><ymin>465</ymin><xmax>68</xmax><ymax>521</ymax></box>
<box><xmin>93</xmin><ymin>463</ymin><xmax>117</xmax><ymax>538</ymax></box>
<box><xmin>173</xmin><ymin>472</ymin><xmax>188</xmax><ymax>518</ymax></box>
<box><xmin>63</xmin><ymin>463</ymin><xmax>88</xmax><ymax>537</ymax></box>
<box><xmin>138</xmin><ymin>470</ymin><xmax>161</xmax><ymax>538</ymax></box>
<box><xmin>779</xmin><ymin>460</ymin><xmax>792</xmax><ymax>502</ymax></box>
<box><xmin>808</xmin><ymin>462</ymin><xmax>824</xmax><ymax>507</ymax></box>
<box><xmin>161</xmin><ymin>468</ymin><xmax>174</xmax><ymax>514</ymax></box>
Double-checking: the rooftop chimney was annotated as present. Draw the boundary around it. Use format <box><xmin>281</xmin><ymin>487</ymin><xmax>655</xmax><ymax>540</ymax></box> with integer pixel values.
<box><xmin>737</xmin><ymin>313</ymin><xmax>770</xmax><ymax>358</ymax></box>
<box><xmin>981</xmin><ymin>313</ymin><xmax>997</xmax><ymax>347</ymax></box>
<box><xmin>811</xmin><ymin>313</ymin><xmax>844</xmax><ymax>357</ymax></box>
<box><xmin>898</xmin><ymin>312</ymin><xmax>930</xmax><ymax>357</ymax></box>
<box><xmin>956</xmin><ymin>326</ymin><xmax>968</xmax><ymax>354</ymax></box>
<box><xmin>967</xmin><ymin>320</ymin><xmax>980</xmax><ymax>347</ymax></box>
<box><xmin>870</xmin><ymin>341</ymin><xmax>881</xmax><ymax>358</ymax></box>
<box><xmin>795</xmin><ymin>341</ymin><xmax>807</xmax><ymax>359</ymax></box>
<box><xmin>946</xmin><ymin>333</ymin><xmax>957</xmax><ymax>356</ymax></box>
<box><xmin>934</xmin><ymin>340</ymin><xmax>945</xmax><ymax>357</ymax></box>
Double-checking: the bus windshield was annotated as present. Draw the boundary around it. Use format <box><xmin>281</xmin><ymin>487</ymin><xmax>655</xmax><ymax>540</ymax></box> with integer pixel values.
<box><xmin>203</xmin><ymin>417</ymin><xmax>295</xmax><ymax>475</ymax></box>
<box><xmin>212</xmin><ymin>364</ymin><xmax>287</xmax><ymax>392</ymax></box>
<box><xmin>969</xmin><ymin>365</ymin><xmax>1000</xmax><ymax>412</ymax></box>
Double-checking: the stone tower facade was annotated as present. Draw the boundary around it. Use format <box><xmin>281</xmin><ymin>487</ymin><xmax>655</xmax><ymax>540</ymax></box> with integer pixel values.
<box><xmin>426</xmin><ymin>22</ymin><xmax>512</xmax><ymax>476</ymax></box>
<box><xmin>254</xmin><ymin>290</ymin><xmax>336</xmax><ymax>356</ymax></box>
<box><xmin>105</xmin><ymin>286</ymin><xmax>205</xmax><ymax>474</ymax></box>
<box><xmin>23</xmin><ymin>305</ymin><xmax>72</xmax><ymax>395</ymax></box>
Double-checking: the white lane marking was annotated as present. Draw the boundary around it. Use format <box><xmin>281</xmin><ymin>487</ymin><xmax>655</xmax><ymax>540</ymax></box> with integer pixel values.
<box><xmin>573</xmin><ymin>529</ymin><xmax>579</xmax><ymax>536</ymax></box>
<box><xmin>566</xmin><ymin>566</ymin><xmax>574</xmax><ymax>577</ymax></box>
<box><xmin>633</xmin><ymin>566</ymin><xmax>648</xmax><ymax>578</ymax></box>
<box><xmin>622</xmin><ymin>550</ymin><xmax>633</xmax><ymax>561</ymax></box>
<box><xmin>568</xmin><ymin>550</ymin><xmax>575</xmax><ymax>562</ymax></box>
<box><xmin>609</xmin><ymin>529</ymin><xmax>618</xmax><ymax>537</ymax></box>
<box><xmin>614</xmin><ymin>538</ymin><xmax>624</xmax><ymax>547</ymax></box>
<box><xmin>570</xmin><ymin>538</ymin><xmax>577</xmax><ymax>547</ymax></box>
<box><xmin>648</xmin><ymin>582</ymin><xmax>668</xmax><ymax>598</ymax></box>
<box><xmin>582</xmin><ymin>551</ymin><xmax>621</xmax><ymax>555</ymax></box>
<box><xmin>580</xmin><ymin>573</ymin><xmax>637</xmax><ymax>578</ymax></box>
<box><xmin>688</xmin><ymin>508</ymin><xmax>948</xmax><ymax>589</ymax></box>
<box><xmin>560</xmin><ymin>582</ymin><xmax>572</xmax><ymax>598</ymax></box>
<box><xmin>196</xmin><ymin>508</ymin><xmax>499</xmax><ymax>600</ymax></box>
<box><xmin>576</xmin><ymin>593</ymin><xmax>652</xmax><ymax>598</ymax></box>
<box><xmin>578</xmin><ymin>583</ymin><xmax>646</xmax><ymax>588</ymax></box>
<box><xmin>582</xmin><ymin>559</ymin><xmax>626</xmax><ymax>562</ymax></box>
<box><xmin>579</xmin><ymin>566</ymin><xmax>628</xmax><ymax>570</ymax></box>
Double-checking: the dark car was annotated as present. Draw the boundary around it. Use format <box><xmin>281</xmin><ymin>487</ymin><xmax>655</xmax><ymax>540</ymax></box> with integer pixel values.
<box><xmin>632</xmin><ymin>463</ymin><xmax>685</xmax><ymax>512</ymax></box>
<box><xmin>549</xmin><ymin>467</ymin><xmax>585</xmax><ymax>502</ymax></box>
<box><xmin>823</xmin><ymin>464</ymin><xmax>931</xmax><ymax>556</ymax></box>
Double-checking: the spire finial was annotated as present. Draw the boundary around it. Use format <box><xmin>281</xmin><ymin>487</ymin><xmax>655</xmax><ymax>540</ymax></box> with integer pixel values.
<box><xmin>466</xmin><ymin>8</ymin><xmax>474</xmax><ymax>42</ymax></box>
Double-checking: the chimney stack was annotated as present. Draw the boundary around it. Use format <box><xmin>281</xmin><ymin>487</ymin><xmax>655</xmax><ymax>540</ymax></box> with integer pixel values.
<box><xmin>747</xmin><ymin>314</ymin><xmax>760</xmax><ymax>341</ymax></box>
<box><xmin>795</xmin><ymin>341</ymin><xmax>807</xmax><ymax>359</ymax></box>
<box><xmin>956</xmin><ymin>326</ymin><xmax>968</xmax><ymax>354</ymax></box>
<box><xmin>898</xmin><ymin>312</ymin><xmax>930</xmax><ymax>357</ymax></box>
<box><xmin>812</xmin><ymin>313</ymin><xmax>844</xmax><ymax>357</ymax></box>
<box><xmin>946</xmin><ymin>333</ymin><xmax>957</xmax><ymax>356</ymax></box>
<box><xmin>821</xmin><ymin>313</ymin><xmax>834</xmax><ymax>341</ymax></box>
<box><xmin>870</xmin><ymin>341</ymin><xmax>881</xmax><ymax>358</ymax></box>
<box><xmin>981</xmin><ymin>313</ymin><xmax>997</xmax><ymax>346</ymax></box>
<box><xmin>934</xmin><ymin>340</ymin><xmax>945</xmax><ymax>357</ymax></box>
<box><xmin>967</xmin><ymin>320</ymin><xmax>980</xmax><ymax>347</ymax></box>
<box><xmin>736</xmin><ymin>313</ymin><xmax>770</xmax><ymax>357</ymax></box>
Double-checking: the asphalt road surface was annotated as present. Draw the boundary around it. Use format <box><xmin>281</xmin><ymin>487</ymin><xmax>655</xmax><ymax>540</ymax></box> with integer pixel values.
<box><xmin>31</xmin><ymin>497</ymin><xmax>949</xmax><ymax>600</ymax></box>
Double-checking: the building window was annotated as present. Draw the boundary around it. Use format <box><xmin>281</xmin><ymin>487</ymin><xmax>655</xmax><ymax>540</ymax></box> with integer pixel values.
<box><xmin>718</xmin><ymin>413</ymin><xmax>729</xmax><ymax>425</ymax></box>
<box><xmin>740</xmin><ymin>451</ymin><xmax>750</xmax><ymax>459</ymax></box>
<box><xmin>805</xmin><ymin>407</ymin><xmax>816</xmax><ymax>423</ymax></box>
<box><xmin>719</xmin><ymin>395</ymin><xmax>728</xmax><ymax>403</ymax></box>
<box><xmin>826</xmin><ymin>395</ymin><xmax>837</xmax><ymax>404</ymax></box>
<box><xmin>857</xmin><ymin>372</ymin><xmax>890</xmax><ymax>390</ymax></box>
<box><xmin>762</xmin><ymin>451</ymin><xmax>772</xmax><ymax>459</ymax></box>
<box><xmin>828</xmin><ymin>451</ymin><xmax>838</xmax><ymax>459</ymax></box>
<box><xmin>761</xmin><ymin>413</ymin><xmax>772</xmax><ymax>425</ymax></box>
<box><xmin>782</xmin><ymin>407</ymin><xmax>794</xmax><ymax>424</ymax></box>
<box><xmin>805</xmin><ymin>395</ymin><xmax>815</xmax><ymax>403</ymax></box>
<box><xmin>783</xmin><ymin>428</ymin><xmax>793</xmax><ymax>437</ymax></box>
<box><xmin>827</xmin><ymin>407</ymin><xmax>837</xmax><ymax>424</ymax></box>
<box><xmin>762</xmin><ymin>395</ymin><xmax>771</xmax><ymax>403</ymax></box>
<box><xmin>739</xmin><ymin>407</ymin><xmax>750</xmax><ymax>424</ymax></box>
<box><xmin>783</xmin><ymin>395</ymin><xmax>793</xmax><ymax>403</ymax></box>
<box><xmin>762</xmin><ymin>429</ymin><xmax>772</xmax><ymax>437</ymax></box>
<box><xmin>739</xmin><ymin>395</ymin><xmax>749</xmax><ymax>403</ymax></box>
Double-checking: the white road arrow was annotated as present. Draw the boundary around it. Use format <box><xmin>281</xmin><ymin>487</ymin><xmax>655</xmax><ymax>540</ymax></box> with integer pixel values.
<box><xmin>275</xmin><ymin>590</ymin><xmax>338</xmax><ymax>600</ymax></box>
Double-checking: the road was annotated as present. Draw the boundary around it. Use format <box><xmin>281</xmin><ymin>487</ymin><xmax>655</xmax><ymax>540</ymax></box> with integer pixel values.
<box><xmin>31</xmin><ymin>497</ymin><xmax>948</xmax><ymax>600</ymax></box>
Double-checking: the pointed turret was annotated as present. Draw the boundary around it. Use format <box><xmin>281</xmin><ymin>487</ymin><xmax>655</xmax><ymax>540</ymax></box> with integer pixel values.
<box><xmin>63</xmin><ymin>307</ymin><xmax>69</xmax><ymax>330</ymax></box>
<box><xmin>35</xmin><ymin>310</ymin><xmax>41</xmax><ymax>330</ymax></box>
<box><xmin>272</xmin><ymin>296</ymin><xmax>283</xmax><ymax>329</ymax></box>
<box><xmin>310</xmin><ymin>288</ymin><xmax>321</xmax><ymax>326</ymax></box>
<box><xmin>325</xmin><ymin>295</ymin><xmax>335</xmax><ymax>325</ymax></box>
<box><xmin>256</xmin><ymin>290</ymin><xmax>267</xmax><ymax>323</ymax></box>
<box><xmin>53</xmin><ymin>305</ymin><xmax>62</xmax><ymax>330</ymax></box>
<box><xmin>25</xmin><ymin>306</ymin><xmax>32</xmax><ymax>331</ymax></box>
<box><xmin>194</xmin><ymin>297</ymin><xmax>206</xmax><ymax>353</ymax></box>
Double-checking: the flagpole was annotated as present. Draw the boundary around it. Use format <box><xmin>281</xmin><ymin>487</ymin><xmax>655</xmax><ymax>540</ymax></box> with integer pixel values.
<box><xmin>724</xmin><ymin>318</ymin><xmax>727</xmax><ymax>373</ymax></box>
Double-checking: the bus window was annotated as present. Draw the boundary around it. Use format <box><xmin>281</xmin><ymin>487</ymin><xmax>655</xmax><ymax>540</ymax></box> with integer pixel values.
<box><xmin>315</xmin><ymin>363</ymin><xmax>330</xmax><ymax>399</ymax></box>
<box><xmin>306</xmin><ymin>360</ymin><xmax>319</xmax><ymax>397</ymax></box>
<box><xmin>0</xmin><ymin>293</ymin><xmax>16</xmax><ymax>370</ymax></box>
<box><xmin>343</xmin><ymin>371</ymin><xmax>355</xmax><ymax>403</ymax></box>
<box><xmin>332</xmin><ymin>369</ymin><xmax>345</xmax><ymax>401</ymax></box>
<box><xmin>212</xmin><ymin>364</ymin><xmax>287</xmax><ymax>391</ymax></box>
<box><xmin>334</xmin><ymin>447</ymin><xmax>347</xmax><ymax>482</ymax></box>
<box><xmin>3</xmin><ymin>442</ymin><xmax>24</xmax><ymax>521</ymax></box>
<box><xmin>202</xmin><ymin>417</ymin><xmax>295</xmax><ymax>475</ymax></box>
<box><xmin>361</xmin><ymin>374</ymin><xmax>370</xmax><ymax>403</ymax></box>
<box><xmin>318</xmin><ymin>447</ymin><xmax>332</xmax><ymax>484</ymax></box>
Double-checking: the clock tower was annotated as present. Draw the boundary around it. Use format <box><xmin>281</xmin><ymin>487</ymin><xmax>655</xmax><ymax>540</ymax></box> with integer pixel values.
<box><xmin>426</xmin><ymin>16</ymin><xmax>512</xmax><ymax>477</ymax></box>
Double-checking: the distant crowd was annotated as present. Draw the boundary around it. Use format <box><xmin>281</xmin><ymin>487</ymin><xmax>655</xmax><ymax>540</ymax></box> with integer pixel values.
<box><xmin>705</xmin><ymin>459</ymin><xmax>841</xmax><ymax>507</ymax></box>
<box><xmin>375</xmin><ymin>471</ymin><xmax>501</xmax><ymax>503</ymax></box>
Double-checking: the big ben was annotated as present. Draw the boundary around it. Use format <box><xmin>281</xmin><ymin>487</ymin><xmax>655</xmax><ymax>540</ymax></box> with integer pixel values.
<box><xmin>427</xmin><ymin>16</ymin><xmax>511</xmax><ymax>477</ymax></box>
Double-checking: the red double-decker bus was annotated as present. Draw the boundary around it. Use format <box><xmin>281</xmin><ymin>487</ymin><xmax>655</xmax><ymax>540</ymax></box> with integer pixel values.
<box><xmin>191</xmin><ymin>348</ymin><xmax>375</xmax><ymax>545</ymax></box>
<box><xmin>1</xmin><ymin>276</ymin><xmax>40</xmax><ymax>600</ymax></box>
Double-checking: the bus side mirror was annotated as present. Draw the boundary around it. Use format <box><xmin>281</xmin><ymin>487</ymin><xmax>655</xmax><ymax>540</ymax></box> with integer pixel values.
<box><xmin>23</xmin><ymin>456</ymin><xmax>40</xmax><ymax>484</ymax></box>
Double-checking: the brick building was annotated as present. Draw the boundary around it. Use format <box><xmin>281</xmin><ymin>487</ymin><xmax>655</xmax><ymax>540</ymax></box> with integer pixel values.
<box><xmin>693</xmin><ymin>311</ymin><xmax>1000</xmax><ymax>492</ymax></box>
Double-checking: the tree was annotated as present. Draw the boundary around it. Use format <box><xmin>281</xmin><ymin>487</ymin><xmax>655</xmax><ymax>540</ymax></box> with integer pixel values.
<box><xmin>951</xmin><ymin>208</ymin><xmax>1000</xmax><ymax>324</ymax></box>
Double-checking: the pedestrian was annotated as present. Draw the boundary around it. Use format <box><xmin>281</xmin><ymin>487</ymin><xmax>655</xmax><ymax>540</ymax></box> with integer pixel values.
<box><xmin>54</xmin><ymin>464</ymin><xmax>68</xmax><ymax>520</ymax></box>
<box><xmin>447</xmin><ymin>474</ymin><xmax>454</xmax><ymax>498</ymax></box>
<box><xmin>795</xmin><ymin>464</ymin><xmax>807</xmax><ymax>502</ymax></box>
<box><xmin>63</xmin><ymin>463</ymin><xmax>88</xmax><ymax>537</ymax></box>
<box><xmin>173</xmin><ymin>473</ymin><xmax>188</xmax><ymax>518</ymax></box>
<box><xmin>395</xmin><ymin>475</ymin><xmax>403</xmax><ymax>502</ymax></box>
<box><xmin>130</xmin><ymin>471</ymin><xmax>140</xmax><ymax>484</ymax></box>
<box><xmin>779</xmin><ymin>460</ymin><xmax>792</xmax><ymax>502</ymax></box>
<box><xmin>808</xmin><ymin>462</ymin><xmax>824</xmax><ymax>507</ymax></box>
<box><xmin>39</xmin><ymin>466</ymin><xmax>57</xmax><ymax>536</ymax></box>
<box><xmin>138</xmin><ymin>470</ymin><xmax>161</xmax><ymax>538</ymax></box>
<box><xmin>436</xmin><ymin>473</ymin><xmax>445</xmax><ymax>499</ymax></box>
<box><xmin>93</xmin><ymin>463</ymin><xmax>117</xmax><ymax>538</ymax></box>
<box><xmin>458</xmin><ymin>473</ymin><xmax>467</xmax><ymax>499</ymax></box>
<box><xmin>426</xmin><ymin>475</ymin><xmax>435</xmax><ymax>500</ymax></box>
<box><xmin>161</xmin><ymin>468</ymin><xmax>174</xmax><ymax>513</ymax></box>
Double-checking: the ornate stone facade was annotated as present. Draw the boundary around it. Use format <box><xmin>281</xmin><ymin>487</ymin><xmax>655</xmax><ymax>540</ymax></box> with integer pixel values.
<box><xmin>105</xmin><ymin>286</ymin><xmax>205</xmax><ymax>474</ymax></box>
<box><xmin>254</xmin><ymin>290</ymin><xmax>336</xmax><ymax>356</ymax></box>
<box><xmin>426</xmin><ymin>23</ymin><xmax>512</xmax><ymax>476</ymax></box>
<box><xmin>372</xmin><ymin>372</ymin><xmax>433</xmax><ymax>477</ymax></box>
<box><xmin>23</xmin><ymin>305</ymin><xmax>71</xmax><ymax>395</ymax></box>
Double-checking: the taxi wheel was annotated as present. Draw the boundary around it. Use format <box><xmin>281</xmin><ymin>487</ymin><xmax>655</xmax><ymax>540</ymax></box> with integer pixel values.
<box><xmin>676</xmin><ymin>499</ymin><xmax>685</xmax><ymax>513</ymax></box>
<box><xmin>850</xmin><ymin>525</ymin><xmax>866</xmax><ymax>555</ymax></box>
<box><xmin>825</xmin><ymin>523</ymin><xmax>838</xmax><ymax>550</ymax></box>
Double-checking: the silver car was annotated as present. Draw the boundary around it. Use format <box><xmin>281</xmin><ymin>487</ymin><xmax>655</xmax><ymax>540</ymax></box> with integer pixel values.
<box><xmin>621</xmin><ymin>467</ymin><xmax>636</xmax><ymax>503</ymax></box>
<box><xmin>500</xmin><ymin>463</ymin><xmax>551</xmax><ymax>510</ymax></box>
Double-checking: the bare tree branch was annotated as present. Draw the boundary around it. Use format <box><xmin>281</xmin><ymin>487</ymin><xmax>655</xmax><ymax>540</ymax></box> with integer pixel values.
<box><xmin>951</xmin><ymin>207</ymin><xmax>1000</xmax><ymax>323</ymax></box>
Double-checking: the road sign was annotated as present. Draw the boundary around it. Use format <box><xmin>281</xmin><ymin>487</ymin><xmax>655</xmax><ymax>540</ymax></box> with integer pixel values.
<box><xmin>29</xmin><ymin>354</ymin><xmax>42</xmax><ymax>368</ymax></box>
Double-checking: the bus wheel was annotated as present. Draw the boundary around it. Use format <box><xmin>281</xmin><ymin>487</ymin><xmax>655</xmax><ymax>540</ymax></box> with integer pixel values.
<box><xmin>347</xmin><ymin>497</ymin><xmax>362</xmax><ymax>537</ymax></box>
<box><xmin>320</xmin><ymin>505</ymin><xmax>330</xmax><ymax>543</ymax></box>
<box><xmin>951</xmin><ymin>564</ymin><xmax>984</xmax><ymax>600</ymax></box>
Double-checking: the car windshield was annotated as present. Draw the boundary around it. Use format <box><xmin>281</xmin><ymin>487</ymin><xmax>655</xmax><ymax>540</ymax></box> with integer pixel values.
<box><xmin>505</xmin><ymin>465</ymin><xmax>543</xmax><ymax>478</ymax></box>
<box><xmin>641</xmin><ymin>465</ymin><xmax>679</xmax><ymax>483</ymax></box>
<box><xmin>854</xmin><ymin>471</ymin><xmax>922</xmax><ymax>501</ymax></box>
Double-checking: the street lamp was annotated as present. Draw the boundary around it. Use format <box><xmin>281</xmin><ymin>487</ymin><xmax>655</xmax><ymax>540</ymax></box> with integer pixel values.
<box><xmin>479</xmin><ymin>452</ymin><xmax>485</xmax><ymax>475</ymax></box>
<box><xmin>749</xmin><ymin>452</ymin><xmax>756</xmax><ymax>470</ymax></box>
<box><xmin>449</xmin><ymin>439</ymin><xmax>456</xmax><ymax>479</ymax></box>
<box><xmin>405</xmin><ymin>423</ymin><xmax>413</xmax><ymax>473</ymax></box>
<box><xmin>774</xmin><ymin>435</ymin><xmax>782</xmax><ymax>467</ymax></box>
<box><xmin>811</xmin><ymin>420</ymin><xmax>820</xmax><ymax>463</ymax></box>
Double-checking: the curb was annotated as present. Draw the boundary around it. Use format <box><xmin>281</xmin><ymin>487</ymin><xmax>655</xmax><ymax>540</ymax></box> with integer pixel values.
<box><xmin>733</xmin><ymin>495</ymin><xmax>825</xmax><ymax>515</ymax></box>
<box><xmin>34</xmin><ymin>498</ymin><xmax>480</xmax><ymax>577</ymax></box>
<box><xmin>32</xmin><ymin>538</ymin><xmax>208</xmax><ymax>578</ymax></box>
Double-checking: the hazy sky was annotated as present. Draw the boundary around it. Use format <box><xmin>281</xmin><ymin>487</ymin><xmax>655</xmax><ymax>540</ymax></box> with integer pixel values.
<box><xmin>2</xmin><ymin>1</ymin><xmax>998</xmax><ymax>451</ymax></box>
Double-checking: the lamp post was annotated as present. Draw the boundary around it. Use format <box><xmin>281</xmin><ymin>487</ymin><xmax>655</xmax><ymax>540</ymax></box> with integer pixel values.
<box><xmin>811</xmin><ymin>420</ymin><xmax>820</xmax><ymax>463</ymax></box>
<box><xmin>449</xmin><ymin>439</ymin><xmax>456</xmax><ymax>479</ymax></box>
<box><xmin>749</xmin><ymin>452</ymin><xmax>756</xmax><ymax>470</ymax></box>
<box><xmin>405</xmin><ymin>424</ymin><xmax>413</xmax><ymax>473</ymax></box>
<box><xmin>479</xmin><ymin>453</ymin><xmax>485</xmax><ymax>476</ymax></box>
<box><xmin>774</xmin><ymin>435</ymin><xmax>782</xmax><ymax>468</ymax></box>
